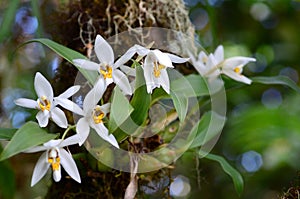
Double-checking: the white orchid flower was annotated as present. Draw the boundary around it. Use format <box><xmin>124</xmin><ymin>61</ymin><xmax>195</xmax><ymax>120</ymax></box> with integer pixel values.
<box><xmin>75</xmin><ymin>78</ymin><xmax>119</xmax><ymax>148</ymax></box>
<box><xmin>221</xmin><ymin>56</ymin><xmax>256</xmax><ymax>84</ymax></box>
<box><xmin>73</xmin><ymin>34</ymin><xmax>134</xmax><ymax>95</ymax></box>
<box><xmin>131</xmin><ymin>45</ymin><xmax>188</xmax><ymax>94</ymax></box>
<box><xmin>190</xmin><ymin>45</ymin><xmax>255</xmax><ymax>84</ymax></box>
<box><xmin>14</xmin><ymin>72</ymin><xmax>83</xmax><ymax>128</ymax></box>
<box><xmin>25</xmin><ymin>134</ymin><xmax>81</xmax><ymax>186</ymax></box>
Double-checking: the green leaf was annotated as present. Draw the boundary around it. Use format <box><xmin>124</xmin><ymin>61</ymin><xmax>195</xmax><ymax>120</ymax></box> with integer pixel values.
<box><xmin>0</xmin><ymin>128</ymin><xmax>17</xmax><ymax>140</ymax></box>
<box><xmin>0</xmin><ymin>121</ymin><xmax>57</xmax><ymax>161</ymax></box>
<box><xmin>189</xmin><ymin>111</ymin><xmax>226</xmax><ymax>149</ymax></box>
<box><xmin>109</xmin><ymin>87</ymin><xmax>134</xmax><ymax>133</ymax></box>
<box><xmin>129</xmin><ymin>64</ymin><xmax>151</xmax><ymax>125</ymax></box>
<box><xmin>252</xmin><ymin>76</ymin><xmax>300</xmax><ymax>93</ymax></box>
<box><xmin>113</xmin><ymin>64</ymin><xmax>151</xmax><ymax>141</ymax></box>
<box><xmin>168</xmin><ymin>71</ymin><xmax>214</xmax><ymax>122</ymax></box>
<box><xmin>22</xmin><ymin>38</ymin><xmax>97</xmax><ymax>84</ymax></box>
<box><xmin>0</xmin><ymin>0</ymin><xmax>20</xmax><ymax>43</ymax></box>
<box><xmin>170</xmin><ymin>90</ymin><xmax>188</xmax><ymax>122</ymax></box>
<box><xmin>171</xmin><ymin>74</ymin><xmax>209</xmax><ymax>97</ymax></box>
<box><xmin>200</xmin><ymin>152</ymin><xmax>244</xmax><ymax>196</ymax></box>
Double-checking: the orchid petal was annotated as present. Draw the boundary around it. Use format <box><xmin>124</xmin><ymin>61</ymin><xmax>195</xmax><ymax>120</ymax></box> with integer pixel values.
<box><xmin>36</xmin><ymin>111</ymin><xmax>49</xmax><ymax>127</ymax></box>
<box><xmin>73</xmin><ymin>59</ymin><xmax>99</xmax><ymax>71</ymax></box>
<box><xmin>92</xmin><ymin>123</ymin><xmax>119</xmax><ymax>148</ymax></box>
<box><xmin>54</xmin><ymin>97</ymin><xmax>84</xmax><ymax>116</ymax></box>
<box><xmin>214</xmin><ymin>45</ymin><xmax>224</xmax><ymax>63</ymax></box>
<box><xmin>165</xmin><ymin>53</ymin><xmax>189</xmax><ymax>63</ymax></box>
<box><xmin>113</xmin><ymin>69</ymin><xmax>132</xmax><ymax>95</ymax></box>
<box><xmin>31</xmin><ymin>152</ymin><xmax>50</xmax><ymax>186</ymax></box>
<box><xmin>60</xmin><ymin>149</ymin><xmax>81</xmax><ymax>183</ymax></box>
<box><xmin>94</xmin><ymin>35</ymin><xmax>114</xmax><ymax>64</ymax></box>
<box><xmin>76</xmin><ymin>118</ymin><xmax>90</xmax><ymax>146</ymax></box>
<box><xmin>34</xmin><ymin>72</ymin><xmax>54</xmax><ymax>101</ymax></box>
<box><xmin>114</xmin><ymin>48</ymin><xmax>137</xmax><ymax>68</ymax></box>
<box><xmin>24</xmin><ymin>145</ymin><xmax>48</xmax><ymax>153</ymax></box>
<box><xmin>60</xmin><ymin>134</ymin><xmax>81</xmax><ymax>148</ymax></box>
<box><xmin>120</xmin><ymin>65</ymin><xmax>136</xmax><ymax>76</ymax></box>
<box><xmin>198</xmin><ymin>51</ymin><xmax>208</xmax><ymax>62</ymax></box>
<box><xmin>52</xmin><ymin>167</ymin><xmax>62</xmax><ymax>182</ymax></box>
<box><xmin>143</xmin><ymin>55</ymin><xmax>155</xmax><ymax>93</ymax></box>
<box><xmin>223</xmin><ymin>57</ymin><xmax>256</xmax><ymax>70</ymax></box>
<box><xmin>152</xmin><ymin>50</ymin><xmax>173</xmax><ymax>68</ymax></box>
<box><xmin>14</xmin><ymin>98</ymin><xmax>37</xmax><ymax>109</ymax></box>
<box><xmin>43</xmin><ymin>139</ymin><xmax>62</xmax><ymax>148</ymax></box>
<box><xmin>99</xmin><ymin>103</ymin><xmax>111</xmax><ymax>115</ymax></box>
<box><xmin>58</xmin><ymin>85</ymin><xmax>81</xmax><ymax>99</ymax></box>
<box><xmin>51</xmin><ymin>107</ymin><xmax>68</xmax><ymax>128</ymax></box>
<box><xmin>222</xmin><ymin>70</ymin><xmax>252</xmax><ymax>84</ymax></box>
<box><xmin>83</xmin><ymin>78</ymin><xmax>106</xmax><ymax>113</ymax></box>
<box><xmin>132</xmin><ymin>44</ymin><xmax>150</xmax><ymax>56</ymax></box>
<box><xmin>158</xmin><ymin>69</ymin><xmax>170</xmax><ymax>94</ymax></box>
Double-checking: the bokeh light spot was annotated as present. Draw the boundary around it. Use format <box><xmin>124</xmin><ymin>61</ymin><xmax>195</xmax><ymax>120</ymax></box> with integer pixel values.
<box><xmin>170</xmin><ymin>175</ymin><xmax>191</xmax><ymax>198</ymax></box>
<box><xmin>250</xmin><ymin>2</ymin><xmax>271</xmax><ymax>22</ymax></box>
<box><xmin>189</xmin><ymin>8</ymin><xmax>209</xmax><ymax>30</ymax></box>
<box><xmin>261</xmin><ymin>88</ymin><xmax>282</xmax><ymax>109</ymax></box>
<box><xmin>279</xmin><ymin>67</ymin><xmax>299</xmax><ymax>83</ymax></box>
<box><xmin>241</xmin><ymin>150</ymin><xmax>263</xmax><ymax>173</ymax></box>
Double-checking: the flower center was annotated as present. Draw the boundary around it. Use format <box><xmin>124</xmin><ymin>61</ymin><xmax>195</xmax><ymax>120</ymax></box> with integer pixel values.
<box><xmin>202</xmin><ymin>56</ymin><xmax>207</xmax><ymax>65</ymax></box>
<box><xmin>234</xmin><ymin>67</ymin><xmax>241</xmax><ymax>74</ymax></box>
<box><xmin>100</xmin><ymin>65</ymin><xmax>113</xmax><ymax>79</ymax></box>
<box><xmin>93</xmin><ymin>105</ymin><xmax>105</xmax><ymax>124</ymax></box>
<box><xmin>48</xmin><ymin>149</ymin><xmax>60</xmax><ymax>171</ymax></box>
<box><xmin>153</xmin><ymin>62</ymin><xmax>165</xmax><ymax>78</ymax></box>
<box><xmin>38</xmin><ymin>96</ymin><xmax>51</xmax><ymax>111</ymax></box>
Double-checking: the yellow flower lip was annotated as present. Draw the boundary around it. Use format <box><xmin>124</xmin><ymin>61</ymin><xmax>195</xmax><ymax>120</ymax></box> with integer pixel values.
<box><xmin>93</xmin><ymin>105</ymin><xmax>105</xmax><ymax>124</ymax></box>
<box><xmin>234</xmin><ymin>67</ymin><xmax>241</xmax><ymax>74</ymax></box>
<box><xmin>48</xmin><ymin>149</ymin><xmax>60</xmax><ymax>171</ymax></box>
<box><xmin>38</xmin><ymin>96</ymin><xmax>51</xmax><ymax>111</ymax></box>
<box><xmin>153</xmin><ymin>62</ymin><xmax>166</xmax><ymax>78</ymax></box>
<box><xmin>100</xmin><ymin>65</ymin><xmax>113</xmax><ymax>79</ymax></box>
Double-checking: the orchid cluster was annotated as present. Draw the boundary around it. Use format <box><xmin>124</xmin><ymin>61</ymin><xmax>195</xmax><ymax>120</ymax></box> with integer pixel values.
<box><xmin>9</xmin><ymin>34</ymin><xmax>255</xmax><ymax>187</ymax></box>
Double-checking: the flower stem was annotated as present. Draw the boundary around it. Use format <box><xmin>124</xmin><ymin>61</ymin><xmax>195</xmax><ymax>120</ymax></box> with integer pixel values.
<box><xmin>61</xmin><ymin>125</ymin><xmax>76</xmax><ymax>140</ymax></box>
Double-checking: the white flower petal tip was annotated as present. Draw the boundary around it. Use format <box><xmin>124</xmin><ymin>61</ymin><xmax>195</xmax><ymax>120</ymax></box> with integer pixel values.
<box><xmin>34</xmin><ymin>72</ymin><xmax>54</xmax><ymax>100</ymax></box>
<box><xmin>14</xmin><ymin>98</ymin><xmax>37</xmax><ymax>109</ymax></box>
<box><xmin>95</xmin><ymin>34</ymin><xmax>114</xmax><ymax>64</ymax></box>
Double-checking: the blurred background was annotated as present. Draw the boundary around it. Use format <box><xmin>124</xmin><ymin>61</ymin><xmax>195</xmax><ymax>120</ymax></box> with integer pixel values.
<box><xmin>1</xmin><ymin>0</ymin><xmax>300</xmax><ymax>198</ymax></box>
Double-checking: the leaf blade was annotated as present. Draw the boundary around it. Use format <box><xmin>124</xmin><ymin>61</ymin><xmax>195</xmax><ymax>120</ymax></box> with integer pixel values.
<box><xmin>22</xmin><ymin>38</ymin><xmax>98</xmax><ymax>84</ymax></box>
<box><xmin>200</xmin><ymin>152</ymin><xmax>244</xmax><ymax>196</ymax></box>
<box><xmin>0</xmin><ymin>121</ymin><xmax>57</xmax><ymax>161</ymax></box>
<box><xmin>252</xmin><ymin>76</ymin><xmax>300</xmax><ymax>93</ymax></box>
<box><xmin>0</xmin><ymin>128</ymin><xmax>17</xmax><ymax>140</ymax></box>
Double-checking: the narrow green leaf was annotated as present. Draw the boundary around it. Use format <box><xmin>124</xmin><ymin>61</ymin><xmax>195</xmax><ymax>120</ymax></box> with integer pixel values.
<box><xmin>189</xmin><ymin>111</ymin><xmax>226</xmax><ymax>149</ymax></box>
<box><xmin>109</xmin><ymin>87</ymin><xmax>134</xmax><ymax>133</ymax></box>
<box><xmin>252</xmin><ymin>76</ymin><xmax>300</xmax><ymax>93</ymax></box>
<box><xmin>21</xmin><ymin>38</ymin><xmax>97</xmax><ymax>84</ymax></box>
<box><xmin>0</xmin><ymin>121</ymin><xmax>57</xmax><ymax>161</ymax></box>
<box><xmin>0</xmin><ymin>128</ymin><xmax>17</xmax><ymax>140</ymax></box>
<box><xmin>0</xmin><ymin>0</ymin><xmax>20</xmax><ymax>42</ymax></box>
<box><xmin>200</xmin><ymin>152</ymin><xmax>244</xmax><ymax>196</ymax></box>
